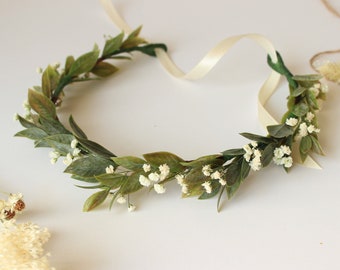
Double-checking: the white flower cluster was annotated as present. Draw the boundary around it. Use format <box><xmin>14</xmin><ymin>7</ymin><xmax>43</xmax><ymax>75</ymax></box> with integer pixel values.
<box><xmin>201</xmin><ymin>165</ymin><xmax>226</xmax><ymax>194</ymax></box>
<box><xmin>243</xmin><ymin>141</ymin><xmax>262</xmax><ymax>171</ymax></box>
<box><xmin>49</xmin><ymin>138</ymin><xmax>81</xmax><ymax>165</ymax></box>
<box><xmin>0</xmin><ymin>222</ymin><xmax>54</xmax><ymax>270</ymax></box>
<box><xmin>138</xmin><ymin>163</ymin><xmax>170</xmax><ymax>194</ymax></box>
<box><xmin>273</xmin><ymin>145</ymin><xmax>293</xmax><ymax>168</ymax></box>
<box><xmin>175</xmin><ymin>174</ymin><xmax>188</xmax><ymax>194</ymax></box>
<box><xmin>0</xmin><ymin>193</ymin><xmax>25</xmax><ymax>223</ymax></box>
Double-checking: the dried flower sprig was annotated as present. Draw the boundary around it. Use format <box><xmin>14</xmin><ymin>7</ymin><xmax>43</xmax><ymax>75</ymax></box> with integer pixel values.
<box><xmin>15</xmin><ymin>29</ymin><xmax>328</xmax><ymax>212</ymax></box>
<box><xmin>0</xmin><ymin>192</ymin><xmax>54</xmax><ymax>270</ymax></box>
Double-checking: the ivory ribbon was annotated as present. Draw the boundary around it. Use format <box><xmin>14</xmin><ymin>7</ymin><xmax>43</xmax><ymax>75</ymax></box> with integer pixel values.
<box><xmin>99</xmin><ymin>0</ymin><xmax>320</xmax><ymax>169</ymax></box>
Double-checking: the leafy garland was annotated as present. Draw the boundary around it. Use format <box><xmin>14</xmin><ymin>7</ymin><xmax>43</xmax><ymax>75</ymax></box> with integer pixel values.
<box><xmin>15</xmin><ymin>27</ymin><xmax>327</xmax><ymax>212</ymax></box>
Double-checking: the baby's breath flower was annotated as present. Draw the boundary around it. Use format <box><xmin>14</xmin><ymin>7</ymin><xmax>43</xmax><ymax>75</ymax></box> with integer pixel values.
<box><xmin>139</xmin><ymin>175</ymin><xmax>151</xmax><ymax>187</ymax></box>
<box><xmin>63</xmin><ymin>153</ymin><xmax>73</xmax><ymax>166</ymax></box>
<box><xmin>143</xmin><ymin>163</ymin><xmax>151</xmax><ymax>173</ymax></box>
<box><xmin>202</xmin><ymin>165</ymin><xmax>213</xmax><ymax>176</ymax></box>
<box><xmin>250</xmin><ymin>141</ymin><xmax>258</xmax><ymax>148</ymax></box>
<box><xmin>159</xmin><ymin>164</ymin><xmax>170</xmax><ymax>180</ymax></box>
<box><xmin>175</xmin><ymin>174</ymin><xmax>185</xmax><ymax>185</ymax></box>
<box><xmin>70</xmin><ymin>139</ymin><xmax>78</xmax><ymax>149</ymax></box>
<box><xmin>154</xmin><ymin>184</ymin><xmax>166</xmax><ymax>194</ymax></box>
<box><xmin>211</xmin><ymin>171</ymin><xmax>222</xmax><ymax>180</ymax></box>
<box><xmin>285</xmin><ymin>117</ymin><xmax>298</xmax><ymax>126</ymax></box>
<box><xmin>128</xmin><ymin>204</ymin><xmax>136</xmax><ymax>212</ymax></box>
<box><xmin>305</xmin><ymin>112</ymin><xmax>315</xmax><ymax>122</ymax></box>
<box><xmin>148</xmin><ymin>172</ymin><xmax>160</xmax><ymax>182</ymax></box>
<box><xmin>321</xmin><ymin>83</ymin><xmax>329</xmax><ymax>93</ymax></box>
<box><xmin>273</xmin><ymin>145</ymin><xmax>293</xmax><ymax>168</ymax></box>
<box><xmin>116</xmin><ymin>195</ymin><xmax>126</xmax><ymax>204</ymax></box>
<box><xmin>72</xmin><ymin>148</ymin><xmax>81</xmax><ymax>157</ymax></box>
<box><xmin>181</xmin><ymin>184</ymin><xmax>189</xmax><ymax>194</ymax></box>
<box><xmin>105</xmin><ymin>165</ymin><xmax>114</xmax><ymax>174</ymax></box>
<box><xmin>249</xmin><ymin>156</ymin><xmax>261</xmax><ymax>171</ymax></box>
<box><xmin>282</xmin><ymin>156</ymin><xmax>293</xmax><ymax>168</ymax></box>
<box><xmin>219</xmin><ymin>179</ymin><xmax>227</xmax><ymax>186</ymax></box>
<box><xmin>298</xmin><ymin>122</ymin><xmax>308</xmax><ymax>138</ymax></box>
<box><xmin>49</xmin><ymin>151</ymin><xmax>60</xmax><ymax>164</ymax></box>
<box><xmin>307</xmin><ymin>124</ymin><xmax>320</xmax><ymax>134</ymax></box>
<box><xmin>202</xmin><ymin>181</ymin><xmax>212</xmax><ymax>194</ymax></box>
<box><xmin>36</xmin><ymin>67</ymin><xmax>43</xmax><ymax>74</ymax></box>
<box><xmin>309</xmin><ymin>87</ymin><xmax>320</xmax><ymax>97</ymax></box>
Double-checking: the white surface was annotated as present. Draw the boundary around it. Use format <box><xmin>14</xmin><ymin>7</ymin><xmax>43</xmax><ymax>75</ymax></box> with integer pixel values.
<box><xmin>1</xmin><ymin>0</ymin><xmax>340</xmax><ymax>269</ymax></box>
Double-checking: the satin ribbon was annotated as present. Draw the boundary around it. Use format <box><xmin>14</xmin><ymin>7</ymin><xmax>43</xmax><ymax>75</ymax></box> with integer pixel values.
<box><xmin>99</xmin><ymin>0</ymin><xmax>320</xmax><ymax>169</ymax></box>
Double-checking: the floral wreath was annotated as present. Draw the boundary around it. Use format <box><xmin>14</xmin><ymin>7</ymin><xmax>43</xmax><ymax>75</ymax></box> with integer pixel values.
<box><xmin>14</xmin><ymin>24</ymin><xmax>329</xmax><ymax>212</ymax></box>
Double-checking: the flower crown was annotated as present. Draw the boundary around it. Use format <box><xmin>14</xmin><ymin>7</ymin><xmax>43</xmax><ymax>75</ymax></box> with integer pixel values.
<box><xmin>15</xmin><ymin>27</ymin><xmax>328</xmax><ymax>212</ymax></box>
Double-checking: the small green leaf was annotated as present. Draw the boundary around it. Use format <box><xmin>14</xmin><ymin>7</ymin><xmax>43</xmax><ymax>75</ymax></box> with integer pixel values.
<box><xmin>132</xmin><ymin>43</ymin><xmax>167</xmax><ymax>57</ymax></box>
<box><xmin>102</xmin><ymin>32</ymin><xmax>124</xmax><ymax>57</ymax></box>
<box><xmin>222</xmin><ymin>148</ymin><xmax>245</xmax><ymax>159</ymax></box>
<box><xmin>64</xmin><ymin>55</ymin><xmax>75</xmax><ymax>75</ymax></box>
<box><xmin>76</xmin><ymin>137</ymin><xmax>115</xmax><ymax>158</ymax></box>
<box><xmin>43</xmin><ymin>134</ymin><xmax>75</xmax><ymax>155</ymax></box>
<box><xmin>291</xmin><ymin>86</ymin><xmax>307</xmax><ymax>97</ymax></box>
<box><xmin>226</xmin><ymin>179</ymin><xmax>241</xmax><ymax>199</ymax></box>
<box><xmin>119</xmin><ymin>172</ymin><xmax>143</xmax><ymax>195</ymax></box>
<box><xmin>83</xmin><ymin>189</ymin><xmax>110</xmax><ymax>212</ymax></box>
<box><xmin>307</xmin><ymin>90</ymin><xmax>319</xmax><ymax>110</ymax></box>
<box><xmin>292</xmin><ymin>74</ymin><xmax>322</xmax><ymax>87</ymax></box>
<box><xmin>65</xmin><ymin>155</ymin><xmax>115</xmax><ymax>178</ymax></box>
<box><xmin>310</xmin><ymin>135</ymin><xmax>324</xmax><ymax>156</ymax></box>
<box><xmin>111</xmin><ymin>156</ymin><xmax>145</xmax><ymax>171</ymax></box>
<box><xmin>292</xmin><ymin>102</ymin><xmax>309</xmax><ymax>117</ymax></box>
<box><xmin>121</xmin><ymin>26</ymin><xmax>146</xmax><ymax>49</ymax></box>
<box><xmin>225</xmin><ymin>157</ymin><xmax>242</xmax><ymax>186</ymax></box>
<box><xmin>68</xmin><ymin>48</ymin><xmax>100</xmax><ymax>77</ymax></box>
<box><xmin>143</xmin><ymin>151</ymin><xmax>184</xmax><ymax>172</ymax></box>
<box><xmin>69</xmin><ymin>115</ymin><xmax>87</xmax><ymax>139</ymax></box>
<box><xmin>180</xmin><ymin>154</ymin><xmax>222</xmax><ymax>168</ymax></box>
<box><xmin>39</xmin><ymin>116</ymin><xmax>71</xmax><ymax>135</ymax></box>
<box><xmin>42</xmin><ymin>65</ymin><xmax>59</xmax><ymax>98</ymax></box>
<box><xmin>91</xmin><ymin>62</ymin><xmax>118</xmax><ymax>77</ymax></box>
<box><xmin>240</xmin><ymin>158</ymin><xmax>251</xmax><ymax>180</ymax></box>
<box><xmin>96</xmin><ymin>173</ymin><xmax>127</xmax><ymax>189</ymax></box>
<box><xmin>15</xmin><ymin>128</ymin><xmax>48</xmax><ymax>141</ymax></box>
<box><xmin>28</xmin><ymin>89</ymin><xmax>56</xmax><ymax>119</ymax></box>
<box><xmin>299</xmin><ymin>136</ymin><xmax>312</xmax><ymax>161</ymax></box>
<box><xmin>267</xmin><ymin>124</ymin><xmax>294</xmax><ymax>138</ymax></box>
<box><xmin>16</xmin><ymin>115</ymin><xmax>37</xmax><ymax>129</ymax></box>
<box><xmin>261</xmin><ymin>143</ymin><xmax>276</xmax><ymax>167</ymax></box>
<box><xmin>240</xmin><ymin>132</ymin><xmax>273</xmax><ymax>144</ymax></box>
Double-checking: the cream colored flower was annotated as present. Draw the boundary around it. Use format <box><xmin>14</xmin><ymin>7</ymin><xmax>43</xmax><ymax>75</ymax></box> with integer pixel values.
<box><xmin>154</xmin><ymin>184</ymin><xmax>166</xmax><ymax>194</ymax></box>
<box><xmin>139</xmin><ymin>175</ymin><xmax>151</xmax><ymax>187</ymax></box>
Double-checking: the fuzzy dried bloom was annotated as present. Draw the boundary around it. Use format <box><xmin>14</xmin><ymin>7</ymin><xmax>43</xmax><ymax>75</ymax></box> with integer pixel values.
<box><xmin>0</xmin><ymin>222</ymin><xmax>54</xmax><ymax>270</ymax></box>
<box><xmin>142</xmin><ymin>163</ymin><xmax>151</xmax><ymax>173</ymax></box>
<box><xmin>105</xmin><ymin>165</ymin><xmax>115</xmax><ymax>174</ymax></box>
<box><xmin>159</xmin><ymin>164</ymin><xmax>170</xmax><ymax>180</ymax></box>
<box><xmin>202</xmin><ymin>165</ymin><xmax>213</xmax><ymax>176</ymax></box>
<box><xmin>148</xmin><ymin>172</ymin><xmax>160</xmax><ymax>182</ymax></box>
<box><xmin>154</xmin><ymin>184</ymin><xmax>166</xmax><ymax>194</ymax></box>
<box><xmin>305</xmin><ymin>112</ymin><xmax>315</xmax><ymax>122</ymax></box>
<box><xmin>202</xmin><ymin>181</ymin><xmax>212</xmax><ymax>194</ymax></box>
<box><xmin>139</xmin><ymin>175</ymin><xmax>151</xmax><ymax>187</ymax></box>
<box><xmin>317</xmin><ymin>61</ymin><xmax>340</xmax><ymax>83</ymax></box>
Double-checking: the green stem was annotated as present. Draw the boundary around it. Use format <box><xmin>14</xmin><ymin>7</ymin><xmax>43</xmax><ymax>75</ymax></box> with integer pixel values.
<box><xmin>267</xmin><ymin>51</ymin><xmax>298</xmax><ymax>89</ymax></box>
<box><xmin>52</xmin><ymin>75</ymin><xmax>73</xmax><ymax>102</ymax></box>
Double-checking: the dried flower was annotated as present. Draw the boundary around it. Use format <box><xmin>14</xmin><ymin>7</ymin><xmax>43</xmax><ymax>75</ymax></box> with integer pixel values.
<box><xmin>285</xmin><ymin>117</ymin><xmax>298</xmax><ymax>126</ymax></box>
<box><xmin>202</xmin><ymin>181</ymin><xmax>212</xmax><ymax>194</ymax></box>
<box><xmin>143</xmin><ymin>163</ymin><xmax>151</xmax><ymax>173</ymax></box>
<box><xmin>154</xmin><ymin>184</ymin><xmax>166</xmax><ymax>194</ymax></box>
<box><xmin>139</xmin><ymin>175</ymin><xmax>151</xmax><ymax>187</ymax></box>
<box><xmin>202</xmin><ymin>165</ymin><xmax>213</xmax><ymax>176</ymax></box>
<box><xmin>105</xmin><ymin>165</ymin><xmax>115</xmax><ymax>174</ymax></box>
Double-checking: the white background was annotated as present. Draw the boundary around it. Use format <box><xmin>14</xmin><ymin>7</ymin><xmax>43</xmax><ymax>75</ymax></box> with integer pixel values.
<box><xmin>1</xmin><ymin>0</ymin><xmax>340</xmax><ymax>269</ymax></box>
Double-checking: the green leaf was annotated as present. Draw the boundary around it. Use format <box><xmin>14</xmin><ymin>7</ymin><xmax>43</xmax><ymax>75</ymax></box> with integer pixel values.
<box><xmin>102</xmin><ymin>32</ymin><xmax>124</xmax><ymax>57</ymax></box>
<box><xmin>299</xmin><ymin>136</ymin><xmax>312</xmax><ymax>161</ymax></box>
<box><xmin>16</xmin><ymin>115</ymin><xmax>37</xmax><ymax>129</ymax></box>
<box><xmin>291</xmin><ymin>86</ymin><xmax>307</xmax><ymax>97</ymax></box>
<box><xmin>83</xmin><ymin>189</ymin><xmax>110</xmax><ymax>212</ymax></box>
<box><xmin>111</xmin><ymin>156</ymin><xmax>145</xmax><ymax>171</ymax></box>
<box><xmin>42</xmin><ymin>65</ymin><xmax>59</xmax><ymax>98</ymax></box>
<box><xmin>28</xmin><ymin>89</ymin><xmax>56</xmax><ymax>119</ymax></box>
<box><xmin>69</xmin><ymin>115</ymin><xmax>87</xmax><ymax>139</ymax></box>
<box><xmin>91</xmin><ymin>62</ymin><xmax>118</xmax><ymax>77</ymax></box>
<box><xmin>261</xmin><ymin>143</ymin><xmax>276</xmax><ymax>167</ymax></box>
<box><xmin>222</xmin><ymin>148</ymin><xmax>245</xmax><ymax>161</ymax></box>
<box><xmin>267</xmin><ymin>124</ymin><xmax>294</xmax><ymax>138</ymax></box>
<box><xmin>68</xmin><ymin>48</ymin><xmax>100</xmax><ymax>77</ymax></box>
<box><xmin>143</xmin><ymin>151</ymin><xmax>184</xmax><ymax>172</ymax></box>
<box><xmin>292</xmin><ymin>74</ymin><xmax>322</xmax><ymax>87</ymax></box>
<box><xmin>15</xmin><ymin>127</ymin><xmax>48</xmax><ymax>141</ymax></box>
<box><xmin>307</xmin><ymin>90</ymin><xmax>319</xmax><ymax>110</ymax></box>
<box><xmin>310</xmin><ymin>135</ymin><xmax>324</xmax><ymax>156</ymax></box>
<box><xmin>71</xmin><ymin>174</ymin><xmax>99</xmax><ymax>183</ymax></box>
<box><xmin>96</xmin><ymin>173</ymin><xmax>127</xmax><ymax>189</ymax></box>
<box><xmin>121</xmin><ymin>26</ymin><xmax>146</xmax><ymax>49</ymax></box>
<box><xmin>65</xmin><ymin>155</ymin><xmax>115</xmax><ymax>178</ymax></box>
<box><xmin>119</xmin><ymin>172</ymin><xmax>143</xmax><ymax>195</ymax></box>
<box><xmin>180</xmin><ymin>154</ymin><xmax>222</xmax><ymax>168</ymax></box>
<box><xmin>225</xmin><ymin>157</ymin><xmax>242</xmax><ymax>186</ymax></box>
<box><xmin>226</xmin><ymin>179</ymin><xmax>241</xmax><ymax>199</ymax></box>
<box><xmin>240</xmin><ymin>158</ymin><xmax>251</xmax><ymax>180</ymax></box>
<box><xmin>64</xmin><ymin>55</ymin><xmax>75</xmax><ymax>75</ymax></box>
<box><xmin>43</xmin><ymin>134</ymin><xmax>75</xmax><ymax>155</ymax></box>
<box><xmin>292</xmin><ymin>102</ymin><xmax>309</xmax><ymax>117</ymax></box>
<box><xmin>240</xmin><ymin>132</ymin><xmax>273</xmax><ymax>144</ymax></box>
<box><xmin>76</xmin><ymin>137</ymin><xmax>115</xmax><ymax>158</ymax></box>
<box><xmin>39</xmin><ymin>116</ymin><xmax>71</xmax><ymax>135</ymax></box>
